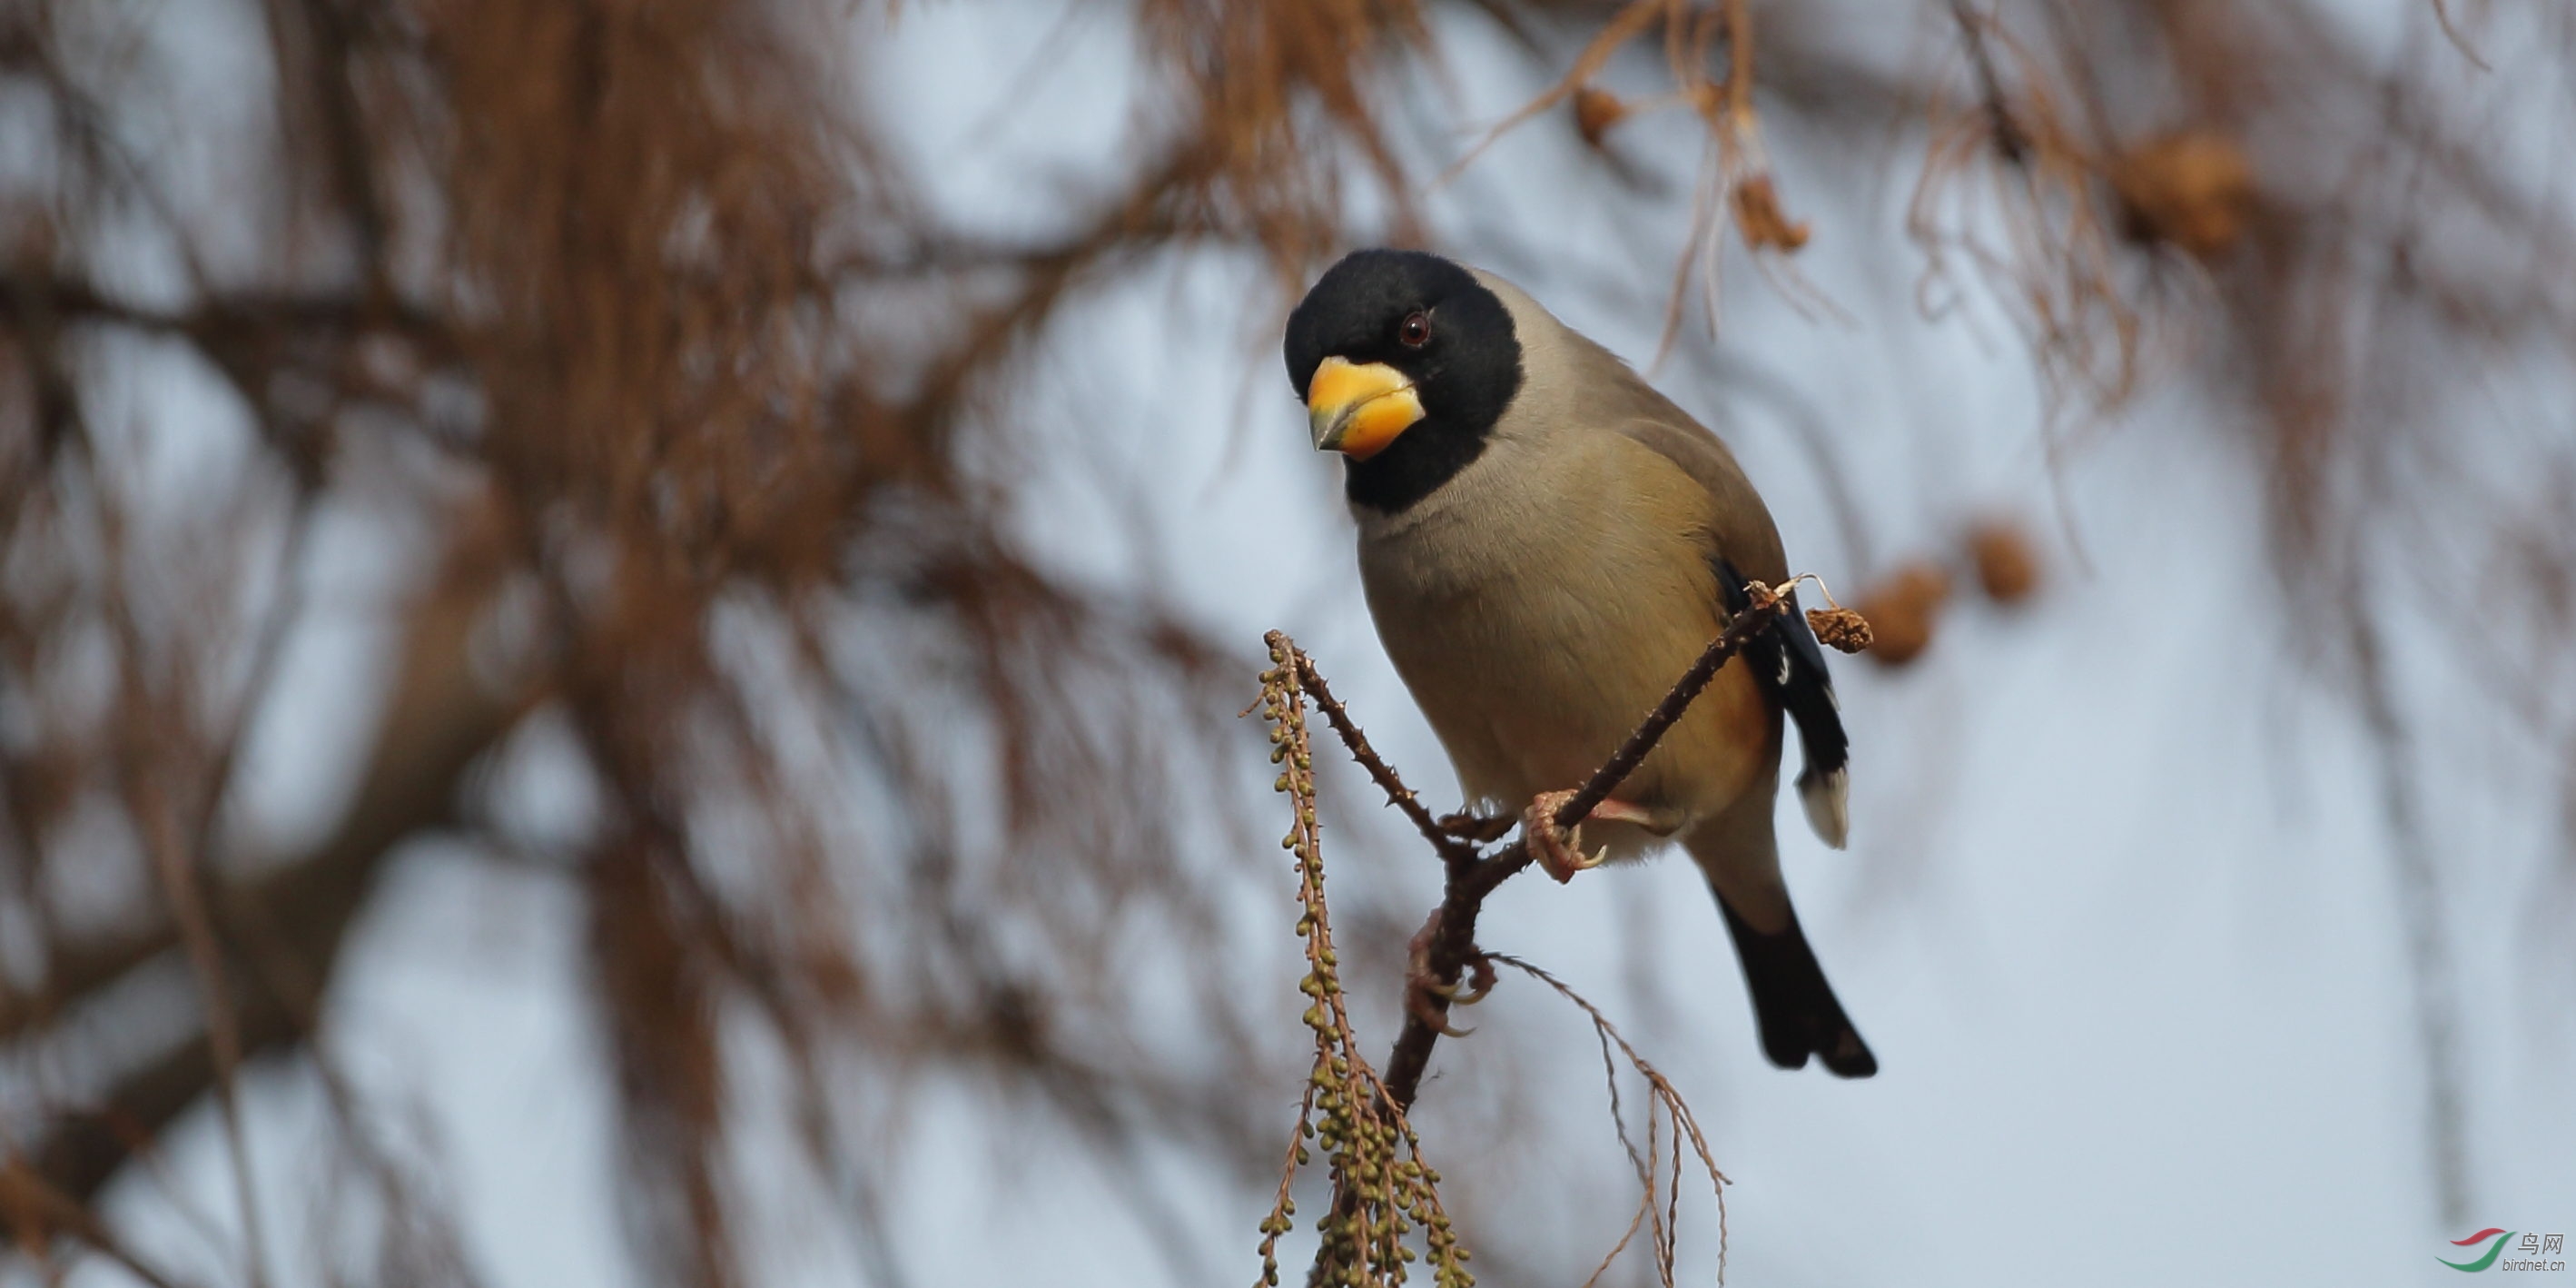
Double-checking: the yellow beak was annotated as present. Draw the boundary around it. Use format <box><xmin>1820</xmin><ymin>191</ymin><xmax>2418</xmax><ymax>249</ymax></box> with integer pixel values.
<box><xmin>1306</xmin><ymin>356</ymin><xmax>1425</xmax><ymax>460</ymax></box>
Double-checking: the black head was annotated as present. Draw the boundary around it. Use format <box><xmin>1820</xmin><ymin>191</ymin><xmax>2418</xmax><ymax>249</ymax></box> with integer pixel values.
<box><xmin>1283</xmin><ymin>249</ymin><xmax>1523</xmax><ymax>513</ymax></box>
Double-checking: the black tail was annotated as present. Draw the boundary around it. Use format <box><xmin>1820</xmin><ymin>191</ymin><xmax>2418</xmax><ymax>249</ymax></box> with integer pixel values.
<box><xmin>1714</xmin><ymin>896</ymin><xmax>1877</xmax><ymax>1078</ymax></box>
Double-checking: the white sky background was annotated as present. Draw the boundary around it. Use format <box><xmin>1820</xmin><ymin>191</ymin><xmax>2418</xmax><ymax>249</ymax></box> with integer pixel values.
<box><xmin>20</xmin><ymin>1</ymin><xmax>2575</xmax><ymax>1286</ymax></box>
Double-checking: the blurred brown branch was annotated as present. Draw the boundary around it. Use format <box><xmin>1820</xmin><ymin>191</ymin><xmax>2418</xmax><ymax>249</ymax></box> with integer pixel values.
<box><xmin>0</xmin><ymin>1160</ymin><xmax>192</xmax><ymax>1288</ymax></box>
<box><xmin>13</xmin><ymin>503</ymin><xmax>528</xmax><ymax>1209</ymax></box>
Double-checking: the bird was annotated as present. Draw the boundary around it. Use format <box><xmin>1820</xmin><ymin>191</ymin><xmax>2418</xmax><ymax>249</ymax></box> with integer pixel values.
<box><xmin>1283</xmin><ymin>248</ymin><xmax>1875</xmax><ymax>1078</ymax></box>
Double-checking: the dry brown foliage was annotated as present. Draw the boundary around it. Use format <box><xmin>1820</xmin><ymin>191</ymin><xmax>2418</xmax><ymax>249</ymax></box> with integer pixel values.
<box><xmin>1965</xmin><ymin>518</ymin><xmax>2043</xmax><ymax>605</ymax></box>
<box><xmin>0</xmin><ymin>0</ymin><xmax>1300</xmax><ymax>1280</ymax></box>
<box><xmin>1852</xmin><ymin>561</ymin><xmax>1954</xmax><ymax>667</ymax></box>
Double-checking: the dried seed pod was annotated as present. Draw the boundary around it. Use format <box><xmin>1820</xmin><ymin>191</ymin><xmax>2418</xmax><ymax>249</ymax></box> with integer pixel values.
<box><xmin>1573</xmin><ymin>85</ymin><xmax>1628</xmax><ymax>148</ymax></box>
<box><xmin>1966</xmin><ymin>519</ymin><xmax>2043</xmax><ymax>604</ymax></box>
<box><xmin>2112</xmin><ymin>130</ymin><xmax>2256</xmax><ymax>260</ymax></box>
<box><xmin>1852</xmin><ymin>560</ymin><xmax>1951</xmax><ymax>666</ymax></box>
<box><xmin>1732</xmin><ymin>173</ymin><xmax>1811</xmax><ymax>252</ymax></box>
<box><xmin>1806</xmin><ymin>607</ymin><xmax>1874</xmax><ymax>653</ymax></box>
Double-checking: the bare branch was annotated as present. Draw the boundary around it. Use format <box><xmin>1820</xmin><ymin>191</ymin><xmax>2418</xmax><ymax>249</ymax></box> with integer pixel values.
<box><xmin>12</xmin><ymin>501</ymin><xmax>531</xmax><ymax>1207</ymax></box>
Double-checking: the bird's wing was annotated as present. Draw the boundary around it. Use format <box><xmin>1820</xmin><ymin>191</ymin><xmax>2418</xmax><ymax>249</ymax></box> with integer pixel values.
<box><xmin>1611</xmin><ymin>415</ymin><xmax>1785</xmax><ymax>582</ymax></box>
<box><xmin>1616</xmin><ymin>414</ymin><xmax>1852</xmax><ymax>848</ymax></box>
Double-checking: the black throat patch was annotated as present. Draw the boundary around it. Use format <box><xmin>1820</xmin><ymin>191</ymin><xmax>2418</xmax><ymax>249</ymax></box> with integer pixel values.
<box><xmin>1342</xmin><ymin>402</ymin><xmax>1500</xmax><ymax>512</ymax></box>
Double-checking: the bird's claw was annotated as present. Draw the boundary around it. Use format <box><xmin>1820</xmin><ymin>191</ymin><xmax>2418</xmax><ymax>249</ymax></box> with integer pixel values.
<box><xmin>1404</xmin><ymin>973</ymin><xmax>1476</xmax><ymax>1037</ymax></box>
<box><xmin>1402</xmin><ymin>909</ymin><xmax>1491</xmax><ymax>1037</ymax></box>
<box><xmin>1525</xmin><ymin>790</ymin><xmax>1612</xmax><ymax>884</ymax></box>
<box><xmin>1451</xmin><ymin>954</ymin><xmax>1498</xmax><ymax>1007</ymax></box>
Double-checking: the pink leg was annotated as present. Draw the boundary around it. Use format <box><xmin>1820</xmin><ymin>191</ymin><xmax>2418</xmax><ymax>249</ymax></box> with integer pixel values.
<box><xmin>1587</xmin><ymin>798</ymin><xmax>1684</xmax><ymax>834</ymax></box>
<box><xmin>1524</xmin><ymin>793</ymin><xmax>1686</xmax><ymax>883</ymax></box>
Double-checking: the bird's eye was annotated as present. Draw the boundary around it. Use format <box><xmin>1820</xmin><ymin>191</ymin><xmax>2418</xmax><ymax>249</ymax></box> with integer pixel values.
<box><xmin>1397</xmin><ymin>311</ymin><xmax>1431</xmax><ymax>348</ymax></box>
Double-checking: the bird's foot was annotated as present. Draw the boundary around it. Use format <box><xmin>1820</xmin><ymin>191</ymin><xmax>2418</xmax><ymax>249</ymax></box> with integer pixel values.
<box><xmin>1523</xmin><ymin>794</ymin><xmax>1684</xmax><ymax>883</ymax></box>
<box><xmin>1525</xmin><ymin>790</ymin><xmax>1611</xmax><ymax>884</ymax></box>
<box><xmin>1402</xmin><ymin>908</ymin><xmax>1493</xmax><ymax>1036</ymax></box>
<box><xmin>1435</xmin><ymin>811</ymin><xmax>1516</xmax><ymax>844</ymax></box>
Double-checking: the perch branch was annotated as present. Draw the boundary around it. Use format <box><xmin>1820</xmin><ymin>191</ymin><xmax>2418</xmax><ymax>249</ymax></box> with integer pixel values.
<box><xmin>1365</xmin><ymin>582</ymin><xmax>1796</xmax><ymax>1113</ymax></box>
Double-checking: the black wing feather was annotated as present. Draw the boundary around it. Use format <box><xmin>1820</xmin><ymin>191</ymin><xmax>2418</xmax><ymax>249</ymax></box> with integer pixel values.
<box><xmin>1716</xmin><ymin>560</ymin><xmax>1849</xmax><ymax>843</ymax></box>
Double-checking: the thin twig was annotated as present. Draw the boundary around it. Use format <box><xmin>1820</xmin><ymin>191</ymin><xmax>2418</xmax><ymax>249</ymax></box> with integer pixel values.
<box><xmin>2427</xmin><ymin>0</ymin><xmax>2492</xmax><ymax>73</ymax></box>
<box><xmin>1483</xmin><ymin>953</ymin><xmax>1729</xmax><ymax>1288</ymax></box>
<box><xmin>1275</xmin><ymin>639</ymin><xmax>1480</xmax><ymax>868</ymax></box>
<box><xmin>1948</xmin><ymin>0</ymin><xmax>2030</xmax><ymax>165</ymax></box>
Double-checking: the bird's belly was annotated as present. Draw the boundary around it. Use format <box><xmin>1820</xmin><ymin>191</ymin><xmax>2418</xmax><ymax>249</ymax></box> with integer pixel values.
<box><xmin>1358</xmin><ymin>517</ymin><xmax>1772</xmax><ymax>823</ymax></box>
